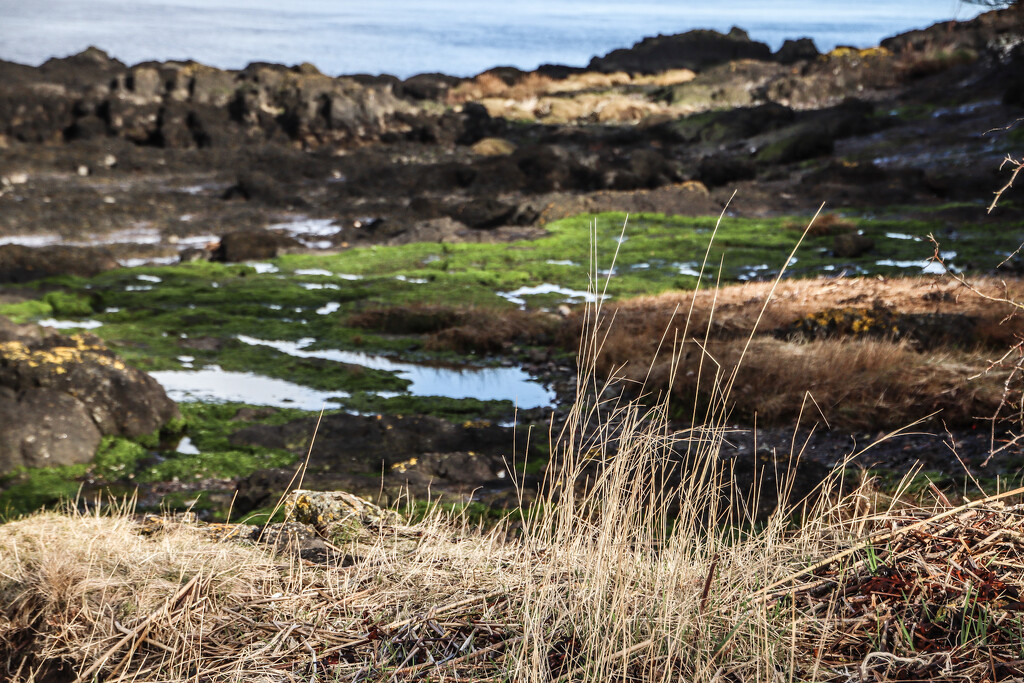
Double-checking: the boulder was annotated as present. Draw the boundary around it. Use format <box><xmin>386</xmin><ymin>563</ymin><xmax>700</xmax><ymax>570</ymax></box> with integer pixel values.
<box><xmin>447</xmin><ymin>198</ymin><xmax>518</xmax><ymax>229</ymax></box>
<box><xmin>755</xmin><ymin>126</ymin><xmax>834</xmax><ymax>165</ymax></box>
<box><xmin>212</xmin><ymin>229</ymin><xmax>303</xmax><ymax>262</ymax></box>
<box><xmin>399</xmin><ymin>72</ymin><xmax>463</xmax><ymax>100</ymax></box>
<box><xmin>0</xmin><ymin>320</ymin><xmax>180</xmax><ymax>476</ymax></box>
<box><xmin>588</xmin><ymin>27</ymin><xmax>772</xmax><ymax>74</ymax></box>
<box><xmin>0</xmin><ymin>386</ymin><xmax>102</xmax><ymax>470</ymax></box>
<box><xmin>0</xmin><ymin>245</ymin><xmax>120</xmax><ymax>283</ymax></box>
<box><xmin>774</xmin><ymin>38</ymin><xmax>820</xmax><ymax>64</ymax></box>
<box><xmin>832</xmin><ymin>232</ymin><xmax>875</xmax><ymax>258</ymax></box>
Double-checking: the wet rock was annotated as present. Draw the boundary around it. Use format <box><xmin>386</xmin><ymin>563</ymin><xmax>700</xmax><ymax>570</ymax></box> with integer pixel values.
<box><xmin>0</xmin><ymin>320</ymin><xmax>180</xmax><ymax>476</ymax></box>
<box><xmin>447</xmin><ymin>198</ymin><xmax>518</xmax><ymax>229</ymax></box>
<box><xmin>775</xmin><ymin>38</ymin><xmax>820</xmax><ymax>64</ymax></box>
<box><xmin>832</xmin><ymin>232</ymin><xmax>875</xmax><ymax>258</ymax></box>
<box><xmin>589</xmin><ymin>27</ymin><xmax>772</xmax><ymax>74</ymax></box>
<box><xmin>222</xmin><ymin>170</ymin><xmax>286</xmax><ymax>203</ymax></box>
<box><xmin>211</xmin><ymin>229</ymin><xmax>303</xmax><ymax>262</ymax></box>
<box><xmin>400</xmin><ymin>72</ymin><xmax>462</xmax><ymax>100</ymax></box>
<box><xmin>668</xmin><ymin>103</ymin><xmax>796</xmax><ymax>144</ymax></box>
<box><xmin>697</xmin><ymin>155</ymin><xmax>756</xmax><ymax>188</ymax></box>
<box><xmin>229</xmin><ymin>412</ymin><xmax>540</xmax><ymax>501</ymax></box>
<box><xmin>755</xmin><ymin>126</ymin><xmax>834</xmax><ymax>165</ymax></box>
<box><xmin>0</xmin><ymin>245</ymin><xmax>120</xmax><ymax>283</ymax></box>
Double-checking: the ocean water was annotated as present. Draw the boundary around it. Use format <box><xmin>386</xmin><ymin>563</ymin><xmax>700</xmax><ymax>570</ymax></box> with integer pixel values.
<box><xmin>0</xmin><ymin>1</ymin><xmax>986</xmax><ymax>78</ymax></box>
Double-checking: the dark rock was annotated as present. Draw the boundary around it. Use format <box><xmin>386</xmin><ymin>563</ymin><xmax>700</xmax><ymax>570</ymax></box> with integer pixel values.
<box><xmin>447</xmin><ymin>198</ymin><xmax>517</xmax><ymax>229</ymax></box>
<box><xmin>64</xmin><ymin>114</ymin><xmax>108</xmax><ymax>141</ymax></box>
<box><xmin>400</xmin><ymin>72</ymin><xmax>462</xmax><ymax>101</ymax></box>
<box><xmin>229</xmin><ymin>412</ymin><xmax>539</xmax><ymax>500</ymax></box>
<box><xmin>832</xmin><ymin>232</ymin><xmax>875</xmax><ymax>258</ymax></box>
<box><xmin>668</xmin><ymin>103</ymin><xmax>796</xmax><ymax>144</ymax></box>
<box><xmin>774</xmin><ymin>38</ymin><xmax>820</xmax><ymax>64</ymax></box>
<box><xmin>0</xmin><ymin>245</ymin><xmax>120</xmax><ymax>283</ymax></box>
<box><xmin>222</xmin><ymin>171</ymin><xmax>285</xmax><ymax>203</ymax></box>
<box><xmin>755</xmin><ymin>126</ymin><xmax>834</xmax><ymax>164</ymax></box>
<box><xmin>235</xmin><ymin>467</ymin><xmax>293</xmax><ymax>512</ymax></box>
<box><xmin>0</xmin><ymin>321</ymin><xmax>180</xmax><ymax>475</ymax></box>
<box><xmin>589</xmin><ymin>27</ymin><xmax>772</xmax><ymax>74</ymax></box>
<box><xmin>0</xmin><ymin>386</ymin><xmax>102</xmax><ymax>471</ymax></box>
<box><xmin>211</xmin><ymin>229</ymin><xmax>303</xmax><ymax>262</ymax></box>
<box><xmin>697</xmin><ymin>155</ymin><xmax>756</xmax><ymax>188</ymax></box>
<box><xmin>475</xmin><ymin>66</ymin><xmax>528</xmax><ymax>86</ymax></box>
<box><xmin>535</xmin><ymin>63</ymin><xmax>588</xmax><ymax>79</ymax></box>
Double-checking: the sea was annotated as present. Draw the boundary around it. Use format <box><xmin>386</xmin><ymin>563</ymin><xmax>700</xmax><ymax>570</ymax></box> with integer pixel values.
<box><xmin>0</xmin><ymin>0</ymin><xmax>988</xmax><ymax>79</ymax></box>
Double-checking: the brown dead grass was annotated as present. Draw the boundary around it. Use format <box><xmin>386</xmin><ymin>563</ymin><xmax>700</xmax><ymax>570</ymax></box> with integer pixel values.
<box><xmin>347</xmin><ymin>304</ymin><xmax>561</xmax><ymax>354</ymax></box>
<box><xmin>575</xmin><ymin>277</ymin><xmax>1024</xmax><ymax>429</ymax></box>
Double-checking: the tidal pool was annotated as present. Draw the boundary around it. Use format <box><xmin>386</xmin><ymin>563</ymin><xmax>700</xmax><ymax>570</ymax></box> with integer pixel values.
<box><xmin>498</xmin><ymin>283</ymin><xmax>606</xmax><ymax>308</ymax></box>
<box><xmin>236</xmin><ymin>335</ymin><xmax>556</xmax><ymax>408</ymax></box>
<box><xmin>37</xmin><ymin>319</ymin><xmax>104</xmax><ymax>330</ymax></box>
<box><xmin>150</xmin><ymin>365</ymin><xmax>347</xmax><ymax>410</ymax></box>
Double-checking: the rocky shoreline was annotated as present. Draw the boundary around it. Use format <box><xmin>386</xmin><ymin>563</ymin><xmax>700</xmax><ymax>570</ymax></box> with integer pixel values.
<box><xmin>1</xmin><ymin>8</ymin><xmax>1024</xmax><ymax>521</ymax></box>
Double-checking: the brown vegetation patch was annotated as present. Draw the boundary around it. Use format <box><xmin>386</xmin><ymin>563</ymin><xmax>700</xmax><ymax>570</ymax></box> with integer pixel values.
<box><xmin>347</xmin><ymin>304</ymin><xmax>560</xmax><ymax>354</ymax></box>
<box><xmin>575</xmin><ymin>277</ymin><xmax>1024</xmax><ymax>429</ymax></box>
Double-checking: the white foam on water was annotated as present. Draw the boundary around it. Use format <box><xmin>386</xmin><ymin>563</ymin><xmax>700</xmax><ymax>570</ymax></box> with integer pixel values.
<box><xmin>294</xmin><ymin>268</ymin><xmax>333</xmax><ymax>276</ymax></box>
<box><xmin>136</xmin><ymin>274</ymin><xmax>162</xmax><ymax>283</ymax></box>
<box><xmin>301</xmin><ymin>283</ymin><xmax>340</xmax><ymax>290</ymax></box>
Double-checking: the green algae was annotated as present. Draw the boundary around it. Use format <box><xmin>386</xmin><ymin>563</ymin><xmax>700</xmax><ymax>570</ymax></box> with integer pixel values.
<box><xmin>0</xmin><ymin>464</ymin><xmax>88</xmax><ymax>520</ymax></box>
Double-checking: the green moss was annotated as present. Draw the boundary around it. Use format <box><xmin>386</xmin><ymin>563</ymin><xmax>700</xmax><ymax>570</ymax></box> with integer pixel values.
<box><xmin>139</xmin><ymin>449</ymin><xmax>297</xmax><ymax>483</ymax></box>
<box><xmin>92</xmin><ymin>436</ymin><xmax>147</xmax><ymax>479</ymax></box>
<box><xmin>42</xmin><ymin>290</ymin><xmax>93</xmax><ymax>317</ymax></box>
<box><xmin>0</xmin><ymin>464</ymin><xmax>88</xmax><ymax>520</ymax></box>
<box><xmin>0</xmin><ymin>299</ymin><xmax>52</xmax><ymax>323</ymax></box>
<box><xmin>336</xmin><ymin>392</ymin><xmax>518</xmax><ymax>422</ymax></box>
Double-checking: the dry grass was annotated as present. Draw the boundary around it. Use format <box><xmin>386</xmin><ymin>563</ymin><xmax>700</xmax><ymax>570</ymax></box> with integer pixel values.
<box><xmin>3</xmin><ymin>345</ymin><xmax>1024</xmax><ymax>681</ymax></box>
<box><xmin>5</xmin><ymin>227</ymin><xmax>1024</xmax><ymax>681</ymax></box>
<box><xmin>575</xmin><ymin>276</ymin><xmax>1024</xmax><ymax>429</ymax></box>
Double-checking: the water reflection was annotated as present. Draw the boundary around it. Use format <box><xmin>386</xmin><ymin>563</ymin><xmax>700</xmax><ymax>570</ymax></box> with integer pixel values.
<box><xmin>236</xmin><ymin>335</ymin><xmax>555</xmax><ymax>408</ymax></box>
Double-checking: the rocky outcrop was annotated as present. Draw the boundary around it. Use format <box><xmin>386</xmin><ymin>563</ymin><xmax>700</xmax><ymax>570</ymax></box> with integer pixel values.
<box><xmin>0</xmin><ymin>245</ymin><xmax>121</xmax><ymax>283</ymax></box>
<box><xmin>0</xmin><ymin>48</ymin><xmax>415</xmax><ymax>150</ymax></box>
<box><xmin>589</xmin><ymin>27</ymin><xmax>772</xmax><ymax>74</ymax></box>
<box><xmin>211</xmin><ymin>229</ymin><xmax>304</xmax><ymax>262</ymax></box>
<box><xmin>0</xmin><ymin>317</ymin><xmax>180</xmax><ymax>475</ymax></box>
